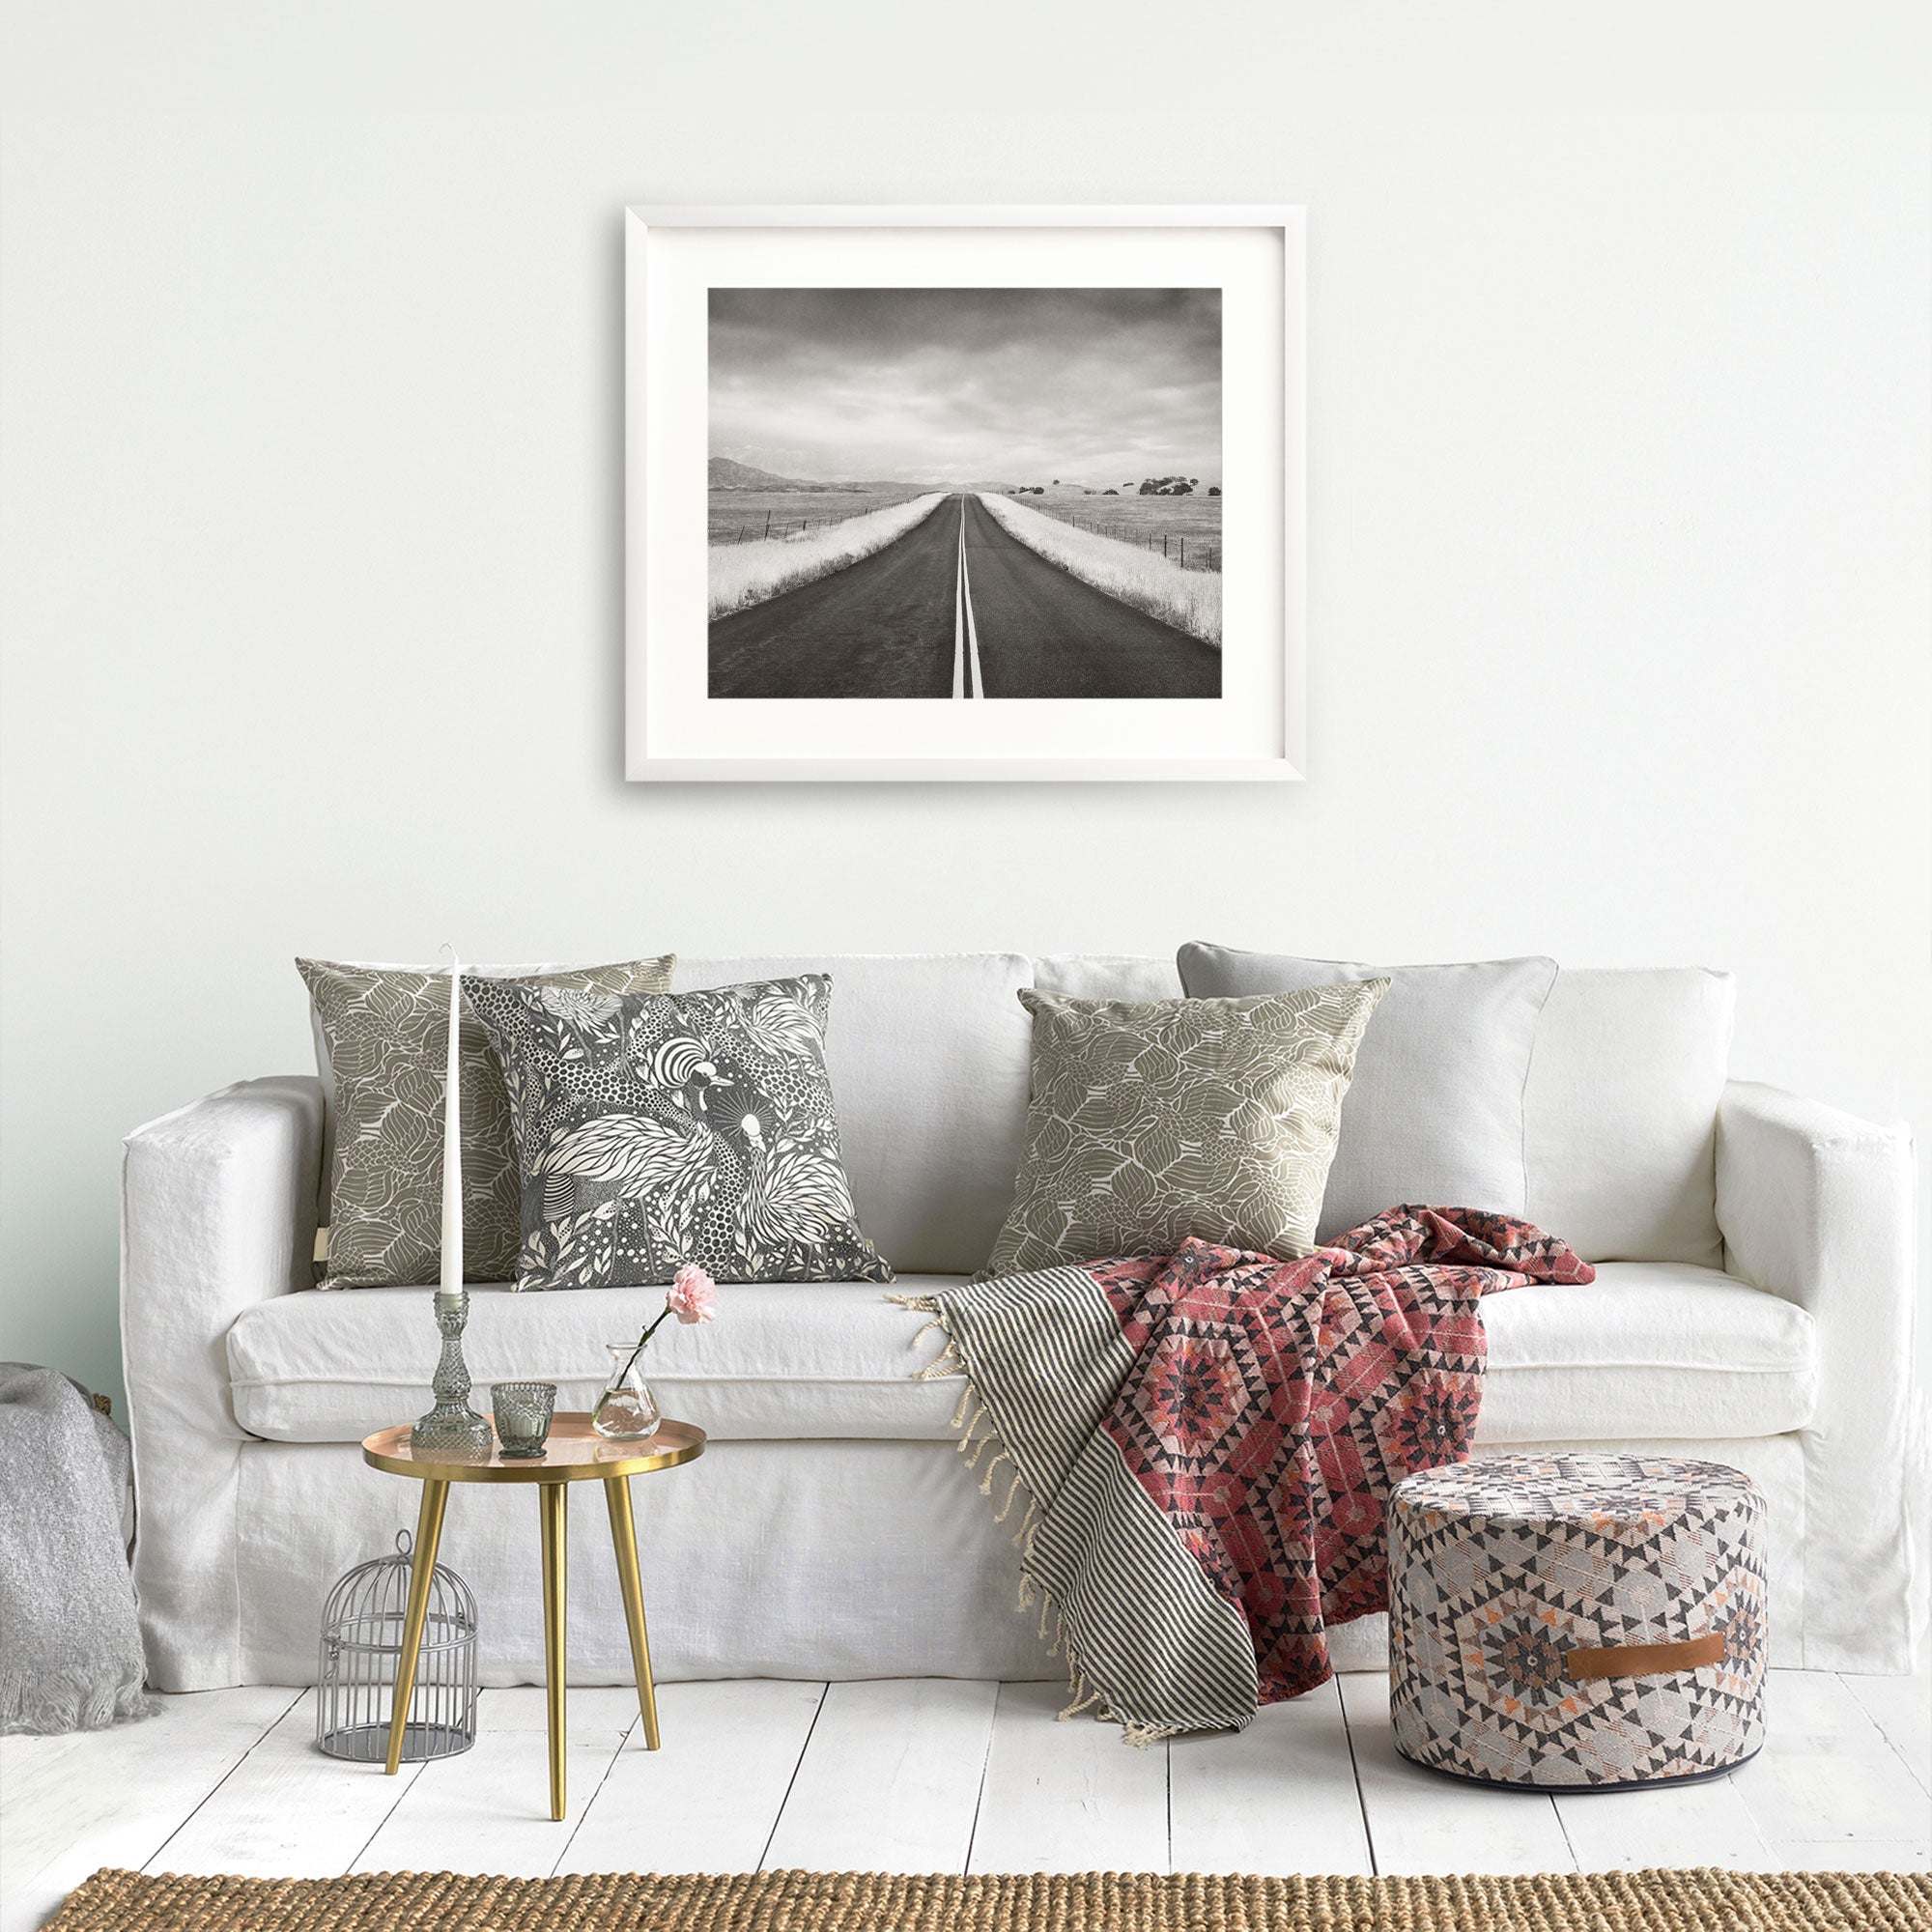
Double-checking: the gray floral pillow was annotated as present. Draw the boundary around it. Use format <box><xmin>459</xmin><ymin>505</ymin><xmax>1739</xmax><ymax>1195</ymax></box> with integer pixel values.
<box><xmin>464</xmin><ymin>972</ymin><xmax>891</xmax><ymax>1290</ymax></box>
<box><xmin>298</xmin><ymin>955</ymin><xmax>674</xmax><ymax>1288</ymax></box>
<box><xmin>979</xmin><ymin>981</ymin><xmax>1388</xmax><ymax>1280</ymax></box>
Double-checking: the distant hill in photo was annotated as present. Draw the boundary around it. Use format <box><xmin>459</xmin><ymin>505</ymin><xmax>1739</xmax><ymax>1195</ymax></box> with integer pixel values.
<box><xmin>709</xmin><ymin>456</ymin><xmax>807</xmax><ymax>489</ymax></box>
<box><xmin>711</xmin><ymin>456</ymin><xmax>940</xmax><ymax>493</ymax></box>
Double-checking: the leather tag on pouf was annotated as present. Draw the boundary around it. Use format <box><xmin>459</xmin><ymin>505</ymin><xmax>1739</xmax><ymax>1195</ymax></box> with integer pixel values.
<box><xmin>1564</xmin><ymin>1632</ymin><xmax>1727</xmax><ymax>1682</ymax></box>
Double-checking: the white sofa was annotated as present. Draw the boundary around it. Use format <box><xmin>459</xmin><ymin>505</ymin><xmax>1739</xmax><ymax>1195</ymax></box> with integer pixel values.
<box><xmin>121</xmin><ymin>952</ymin><xmax>1921</xmax><ymax>1692</ymax></box>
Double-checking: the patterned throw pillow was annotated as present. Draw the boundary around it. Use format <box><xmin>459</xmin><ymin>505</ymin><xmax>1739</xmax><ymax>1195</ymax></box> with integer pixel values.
<box><xmin>297</xmin><ymin>956</ymin><xmax>675</xmax><ymax>1287</ymax></box>
<box><xmin>979</xmin><ymin>981</ymin><xmax>1388</xmax><ymax>1280</ymax></box>
<box><xmin>464</xmin><ymin>972</ymin><xmax>892</xmax><ymax>1290</ymax></box>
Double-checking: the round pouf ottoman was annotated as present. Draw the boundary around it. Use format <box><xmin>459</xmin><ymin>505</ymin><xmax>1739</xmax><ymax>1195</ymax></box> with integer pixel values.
<box><xmin>1388</xmin><ymin>1452</ymin><xmax>1766</xmax><ymax>1790</ymax></box>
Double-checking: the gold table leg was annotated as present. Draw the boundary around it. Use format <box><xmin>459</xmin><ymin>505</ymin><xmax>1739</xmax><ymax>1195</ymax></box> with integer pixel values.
<box><xmin>604</xmin><ymin>1475</ymin><xmax>661</xmax><ymax>1750</ymax></box>
<box><xmin>539</xmin><ymin>1481</ymin><xmax>568</xmax><ymax>1821</ymax></box>
<box><xmin>385</xmin><ymin>1479</ymin><xmax>449</xmax><ymax>1776</ymax></box>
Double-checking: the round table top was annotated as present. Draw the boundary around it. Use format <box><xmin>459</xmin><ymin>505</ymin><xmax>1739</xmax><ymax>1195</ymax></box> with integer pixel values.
<box><xmin>362</xmin><ymin>1413</ymin><xmax>705</xmax><ymax>1485</ymax></box>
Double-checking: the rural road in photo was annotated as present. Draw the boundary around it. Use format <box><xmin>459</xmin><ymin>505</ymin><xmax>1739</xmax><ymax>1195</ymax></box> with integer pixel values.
<box><xmin>708</xmin><ymin>494</ymin><xmax>1220</xmax><ymax>699</ymax></box>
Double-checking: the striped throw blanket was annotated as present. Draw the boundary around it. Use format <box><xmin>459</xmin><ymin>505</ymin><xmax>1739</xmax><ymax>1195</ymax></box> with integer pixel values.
<box><xmin>896</xmin><ymin>1207</ymin><xmax>1593</xmax><ymax>1741</ymax></box>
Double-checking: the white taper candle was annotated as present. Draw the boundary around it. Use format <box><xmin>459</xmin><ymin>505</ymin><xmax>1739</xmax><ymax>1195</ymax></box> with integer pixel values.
<box><xmin>440</xmin><ymin>949</ymin><xmax>463</xmax><ymax>1299</ymax></box>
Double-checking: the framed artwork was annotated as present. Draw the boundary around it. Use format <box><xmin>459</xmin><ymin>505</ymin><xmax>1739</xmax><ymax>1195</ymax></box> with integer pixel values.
<box><xmin>625</xmin><ymin>206</ymin><xmax>1304</xmax><ymax>781</ymax></box>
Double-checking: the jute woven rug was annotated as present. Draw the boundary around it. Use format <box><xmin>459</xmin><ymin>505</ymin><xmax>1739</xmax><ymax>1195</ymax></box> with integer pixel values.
<box><xmin>46</xmin><ymin>1866</ymin><xmax>1932</xmax><ymax>1931</ymax></box>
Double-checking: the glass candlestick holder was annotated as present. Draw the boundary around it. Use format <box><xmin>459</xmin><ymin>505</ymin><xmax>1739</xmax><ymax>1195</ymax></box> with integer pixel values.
<box><xmin>412</xmin><ymin>1290</ymin><xmax>494</xmax><ymax>1461</ymax></box>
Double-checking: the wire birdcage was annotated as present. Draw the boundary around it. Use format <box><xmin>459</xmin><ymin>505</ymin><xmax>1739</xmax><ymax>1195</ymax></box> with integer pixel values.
<box><xmin>316</xmin><ymin>1529</ymin><xmax>477</xmax><ymax>1762</ymax></box>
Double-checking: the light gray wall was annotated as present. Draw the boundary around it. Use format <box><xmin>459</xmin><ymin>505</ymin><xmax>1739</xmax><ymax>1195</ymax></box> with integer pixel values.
<box><xmin>3</xmin><ymin>6</ymin><xmax>1928</xmax><ymax>1406</ymax></box>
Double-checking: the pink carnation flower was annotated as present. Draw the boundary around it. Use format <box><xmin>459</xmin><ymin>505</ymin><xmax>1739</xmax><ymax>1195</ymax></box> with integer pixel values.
<box><xmin>666</xmin><ymin>1263</ymin><xmax>718</xmax><ymax>1325</ymax></box>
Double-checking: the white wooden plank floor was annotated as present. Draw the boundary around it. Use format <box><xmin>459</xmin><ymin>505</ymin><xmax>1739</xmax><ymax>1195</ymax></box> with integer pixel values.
<box><xmin>3</xmin><ymin>1670</ymin><xmax>1926</xmax><ymax>1932</ymax></box>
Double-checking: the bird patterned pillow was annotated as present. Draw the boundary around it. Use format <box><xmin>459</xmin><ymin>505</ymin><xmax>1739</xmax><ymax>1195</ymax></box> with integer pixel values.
<box><xmin>464</xmin><ymin>972</ymin><xmax>892</xmax><ymax>1290</ymax></box>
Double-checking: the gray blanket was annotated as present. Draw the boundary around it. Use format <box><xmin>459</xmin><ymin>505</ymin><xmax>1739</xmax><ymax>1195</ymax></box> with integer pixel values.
<box><xmin>0</xmin><ymin>1363</ymin><xmax>154</xmax><ymax>1733</ymax></box>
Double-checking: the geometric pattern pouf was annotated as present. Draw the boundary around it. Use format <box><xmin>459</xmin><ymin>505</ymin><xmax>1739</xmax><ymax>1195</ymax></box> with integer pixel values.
<box><xmin>1389</xmin><ymin>1452</ymin><xmax>1767</xmax><ymax>1790</ymax></box>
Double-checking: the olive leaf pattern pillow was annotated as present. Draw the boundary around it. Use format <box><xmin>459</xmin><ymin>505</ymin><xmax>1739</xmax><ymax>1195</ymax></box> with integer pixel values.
<box><xmin>464</xmin><ymin>972</ymin><xmax>891</xmax><ymax>1291</ymax></box>
<box><xmin>979</xmin><ymin>981</ymin><xmax>1388</xmax><ymax>1281</ymax></box>
<box><xmin>298</xmin><ymin>955</ymin><xmax>674</xmax><ymax>1288</ymax></box>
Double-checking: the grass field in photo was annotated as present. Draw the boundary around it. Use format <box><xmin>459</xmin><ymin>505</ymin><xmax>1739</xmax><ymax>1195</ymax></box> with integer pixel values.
<box><xmin>708</xmin><ymin>487</ymin><xmax>932</xmax><ymax>546</ymax></box>
<box><xmin>994</xmin><ymin>486</ymin><xmax>1223</xmax><ymax>573</ymax></box>
<box><xmin>708</xmin><ymin>492</ymin><xmax>948</xmax><ymax>619</ymax></box>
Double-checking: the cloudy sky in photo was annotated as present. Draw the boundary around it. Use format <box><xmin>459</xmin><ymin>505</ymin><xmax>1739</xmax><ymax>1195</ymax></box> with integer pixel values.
<box><xmin>709</xmin><ymin>287</ymin><xmax>1221</xmax><ymax>486</ymax></box>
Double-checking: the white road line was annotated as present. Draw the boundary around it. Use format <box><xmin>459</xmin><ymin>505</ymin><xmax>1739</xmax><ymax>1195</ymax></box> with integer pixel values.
<box><xmin>960</xmin><ymin>497</ymin><xmax>984</xmax><ymax>699</ymax></box>
<box><xmin>952</xmin><ymin>496</ymin><xmax>966</xmax><ymax>698</ymax></box>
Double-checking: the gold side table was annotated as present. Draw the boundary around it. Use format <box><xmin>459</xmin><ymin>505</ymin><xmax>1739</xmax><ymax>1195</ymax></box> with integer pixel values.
<box><xmin>361</xmin><ymin>1413</ymin><xmax>705</xmax><ymax>1820</ymax></box>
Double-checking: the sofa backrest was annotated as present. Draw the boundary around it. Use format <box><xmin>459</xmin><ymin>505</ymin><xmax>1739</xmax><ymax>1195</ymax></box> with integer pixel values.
<box><xmin>677</xmin><ymin>952</ymin><xmax>1735</xmax><ymax>1275</ymax></box>
<box><xmin>1032</xmin><ymin>954</ymin><xmax>1735</xmax><ymax>1270</ymax></box>
<box><xmin>1521</xmin><ymin>967</ymin><xmax>1733</xmax><ymax>1269</ymax></box>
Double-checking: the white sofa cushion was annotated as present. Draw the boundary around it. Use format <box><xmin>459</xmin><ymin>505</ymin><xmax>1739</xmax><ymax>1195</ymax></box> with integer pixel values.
<box><xmin>228</xmin><ymin>1261</ymin><xmax>1813</xmax><ymax>1449</ymax></box>
<box><xmin>230</xmin><ymin>1277</ymin><xmax>966</xmax><ymax>1444</ymax></box>
<box><xmin>1176</xmin><ymin>948</ymin><xmax>1557</xmax><ymax>1240</ymax></box>
<box><xmin>674</xmin><ymin>953</ymin><xmax>1034</xmax><ymax>1276</ymax></box>
<box><xmin>1476</xmin><ymin>1263</ymin><xmax>1813</xmax><ymax>1443</ymax></box>
<box><xmin>1524</xmin><ymin>967</ymin><xmax>1734</xmax><ymax>1265</ymax></box>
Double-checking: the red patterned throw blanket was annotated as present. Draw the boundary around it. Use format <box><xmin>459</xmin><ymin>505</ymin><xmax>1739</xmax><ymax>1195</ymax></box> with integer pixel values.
<box><xmin>896</xmin><ymin>1207</ymin><xmax>1593</xmax><ymax>1742</ymax></box>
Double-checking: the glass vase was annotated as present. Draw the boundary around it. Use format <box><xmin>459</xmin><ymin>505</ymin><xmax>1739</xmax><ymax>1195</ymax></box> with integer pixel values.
<box><xmin>592</xmin><ymin>1344</ymin><xmax>662</xmax><ymax>1440</ymax></box>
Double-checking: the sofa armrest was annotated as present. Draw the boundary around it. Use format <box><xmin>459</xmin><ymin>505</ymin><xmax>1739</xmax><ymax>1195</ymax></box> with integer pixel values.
<box><xmin>121</xmin><ymin>1075</ymin><xmax>324</xmax><ymax>1688</ymax></box>
<box><xmin>1718</xmin><ymin>1080</ymin><xmax>1915</xmax><ymax>1313</ymax></box>
<box><xmin>1716</xmin><ymin>1079</ymin><xmax>1919</xmax><ymax>1669</ymax></box>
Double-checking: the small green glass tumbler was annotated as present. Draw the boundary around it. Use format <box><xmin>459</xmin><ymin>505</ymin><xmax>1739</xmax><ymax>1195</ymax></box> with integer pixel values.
<box><xmin>490</xmin><ymin>1381</ymin><xmax>556</xmax><ymax>1459</ymax></box>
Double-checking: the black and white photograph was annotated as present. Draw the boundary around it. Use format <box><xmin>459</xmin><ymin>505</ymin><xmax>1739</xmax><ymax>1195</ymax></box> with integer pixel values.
<box><xmin>706</xmin><ymin>288</ymin><xmax>1224</xmax><ymax>700</ymax></box>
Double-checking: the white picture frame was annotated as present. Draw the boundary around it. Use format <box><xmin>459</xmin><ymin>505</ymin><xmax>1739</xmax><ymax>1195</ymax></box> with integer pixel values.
<box><xmin>625</xmin><ymin>205</ymin><xmax>1305</xmax><ymax>781</ymax></box>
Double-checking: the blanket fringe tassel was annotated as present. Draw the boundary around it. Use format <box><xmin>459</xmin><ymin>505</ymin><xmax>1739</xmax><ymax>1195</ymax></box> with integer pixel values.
<box><xmin>891</xmin><ymin>1293</ymin><xmax>1169</xmax><ymax>1748</ymax></box>
<box><xmin>890</xmin><ymin>1293</ymin><xmax>967</xmax><ymax>1384</ymax></box>
<box><xmin>992</xmin><ymin>1463</ymin><xmax>1026</xmax><ymax>1523</ymax></box>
